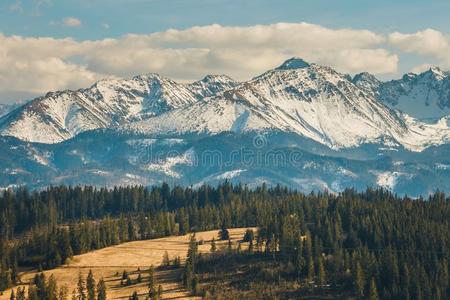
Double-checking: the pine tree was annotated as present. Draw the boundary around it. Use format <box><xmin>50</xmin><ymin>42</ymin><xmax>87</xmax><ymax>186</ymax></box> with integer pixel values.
<box><xmin>307</xmin><ymin>256</ymin><xmax>315</xmax><ymax>284</ymax></box>
<box><xmin>16</xmin><ymin>287</ymin><xmax>26</xmax><ymax>300</ymax></box>
<box><xmin>97</xmin><ymin>278</ymin><xmax>107</xmax><ymax>300</ymax></box>
<box><xmin>317</xmin><ymin>256</ymin><xmax>326</xmax><ymax>288</ymax></box>
<box><xmin>355</xmin><ymin>262</ymin><xmax>365</xmax><ymax>297</ymax></box>
<box><xmin>243</xmin><ymin>229</ymin><xmax>254</xmax><ymax>242</ymax></box>
<box><xmin>186</xmin><ymin>234</ymin><xmax>198</xmax><ymax>269</ymax></box>
<box><xmin>219</xmin><ymin>224</ymin><xmax>229</xmax><ymax>241</ymax></box>
<box><xmin>369</xmin><ymin>277</ymin><xmax>379</xmax><ymax>300</ymax></box>
<box><xmin>27</xmin><ymin>285</ymin><xmax>38</xmax><ymax>300</ymax></box>
<box><xmin>148</xmin><ymin>265</ymin><xmax>156</xmax><ymax>299</ymax></box>
<box><xmin>47</xmin><ymin>275</ymin><xmax>59</xmax><ymax>300</ymax></box>
<box><xmin>77</xmin><ymin>271</ymin><xmax>86</xmax><ymax>300</ymax></box>
<box><xmin>86</xmin><ymin>270</ymin><xmax>96</xmax><ymax>300</ymax></box>
<box><xmin>34</xmin><ymin>273</ymin><xmax>47</xmax><ymax>300</ymax></box>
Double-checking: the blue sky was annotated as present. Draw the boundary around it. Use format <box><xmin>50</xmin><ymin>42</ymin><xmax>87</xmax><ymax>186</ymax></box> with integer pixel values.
<box><xmin>1</xmin><ymin>0</ymin><xmax>450</xmax><ymax>103</ymax></box>
<box><xmin>2</xmin><ymin>0</ymin><xmax>450</xmax><ymax>39</ymax></box>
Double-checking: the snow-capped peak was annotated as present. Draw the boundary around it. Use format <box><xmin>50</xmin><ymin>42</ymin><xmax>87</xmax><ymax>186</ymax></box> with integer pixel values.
<box><xmin>3</xmin><ymin>59</ymin><xmax>450</xmax><ymax>152</ymax></box>
<box><xmin>276</xmin><ymin>57</ymin><xmax>310</xmax><ymax>70</ymax></box>
<box><xmin>0</xmin><ymin>73</ymin><xmax>236</xmax><ymax>143</ymax></box>
<box><xmin>423</xmin><ymin>66</ymin><xmax>447</xmax><ymax>81</ymax></box>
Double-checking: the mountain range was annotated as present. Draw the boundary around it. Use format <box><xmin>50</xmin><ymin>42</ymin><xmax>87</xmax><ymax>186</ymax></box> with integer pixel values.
<box><xmin>1</xmin><ymin>58</ymin><xmax>450</xmax><ymax>196</ymax></box>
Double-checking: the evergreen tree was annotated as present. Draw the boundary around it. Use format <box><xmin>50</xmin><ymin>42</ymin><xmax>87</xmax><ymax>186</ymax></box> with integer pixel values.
<box><xmin>96</xmin><ymin>278</ymin><xmax>107</xmax><ymax>300</ymax></box>
<box><xmin>317</xmin><ymin>256</ymin><xmax>326</xmax><ymax>288</ymax></box>
<box><xmin>219</xmin><ymin>224</ymin><xmax>229</xmax><ymax>241</ymax></box>
<box><xmin>307</xmin><ymin>256</ymin><xmax>315</xmax><ymax>284</ymax></box>
<box><xmin>148</xmin><ymin>265</ymin><xmax>156</xmax><ymax>299</ymax></box>
<box><xmin>86</xmin><ymin>270</ymin><xmax>96</xmax><ymax>300</ymax></box>
<box><xmin>77</xmin><ymin>271</ymin><xmax>86</xmax><ymax>300</ymax></box>
<box><xmin>369</xmin><ymin>277</ymin><xmax>379</xmax><ymax>300</ymax></box>
<box><xmin>355</xmin><ymin>262</ymin><xmax>365</xmax><ymax>297</ymax></box>
<box><xmin>243</xmin><ymin>229</ymin><xmax>254</xmax><ymax>242</ymax></box>
<box><xmin>47</xmin><ymin>275</ymin><xmax>59</xmax><ymax>300</ymax></box>
<box><xmin>27</xmin><ymin>285</ymin><xmax>38</xmax><ymax>300</ymax></box>
<box><xmin>16</xmin><ymin>287</ymin><xmax>26</xmax><ymax>300</ymax></box>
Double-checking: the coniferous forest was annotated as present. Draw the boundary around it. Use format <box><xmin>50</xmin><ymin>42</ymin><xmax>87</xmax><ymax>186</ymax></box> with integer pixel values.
<box><xmin>0</xmin><ymin>183</ymin><xmax>449</xmax><ymax>299</ymax></box>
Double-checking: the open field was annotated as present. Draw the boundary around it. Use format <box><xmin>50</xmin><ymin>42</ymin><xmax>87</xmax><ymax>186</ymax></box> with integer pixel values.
<box><xmin>0</xmin><ymin>228</ymin><xmax>251</xmax><ymax>300</ymax></box>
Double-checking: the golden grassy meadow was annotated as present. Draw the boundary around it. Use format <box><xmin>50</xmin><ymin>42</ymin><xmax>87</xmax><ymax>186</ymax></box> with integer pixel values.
<box><xmin>0</xmin><ymin>228</ymin><xmax>251</xmax><ymax>300</ymax></box>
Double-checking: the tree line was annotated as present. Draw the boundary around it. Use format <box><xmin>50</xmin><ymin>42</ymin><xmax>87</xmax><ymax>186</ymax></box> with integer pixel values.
<box><xmin>0</xmin><ymin>183</ymin><xmax>449</xmax><ymax>299</ymax></box>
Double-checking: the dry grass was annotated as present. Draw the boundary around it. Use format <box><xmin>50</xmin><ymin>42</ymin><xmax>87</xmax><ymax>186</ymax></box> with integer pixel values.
<box><xmin>0</xmin><ymin>228</ymin><xmax>251</xmax><ymax>300</ymax></box>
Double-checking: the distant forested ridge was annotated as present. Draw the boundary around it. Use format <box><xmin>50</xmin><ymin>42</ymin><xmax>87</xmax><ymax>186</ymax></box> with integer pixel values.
<box><xmin>0</xmin><ymin>183</ymin><xmax>449</xmax><ymax>299</ymax></box>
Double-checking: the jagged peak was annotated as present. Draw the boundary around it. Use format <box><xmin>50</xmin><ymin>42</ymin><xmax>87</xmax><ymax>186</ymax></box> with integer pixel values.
<box><xmin>353</xmin><ymin>72</ymin><xmax>379</xmax><ymax>83</ymax></box>
<box><xmin>132</xmin><ymin>73</ymin><xmax>168</xmax><ymax>82</ymax></box>
<box><xmin>411</xmin><ymin>66</ymin><xmax>448</xmax><ymax>81</ymax></box>
<box><xmin>276</xmin><ymin>57</ymin><xmax>310</xmax><ymax>70</ymax></box>
<box><xmin>198</xmin><ymin>74</ymin><xmax>236</xmax><ymax>84</ymax></box>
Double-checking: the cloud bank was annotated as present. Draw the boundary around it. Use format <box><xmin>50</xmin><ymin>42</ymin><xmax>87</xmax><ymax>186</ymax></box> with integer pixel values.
<box><xmin>0</xmin><ymin>22</ymin><xmax>444</xmax><ymax>103</ymax></box>
<box><xmin>389</xmin><ymin>29</ymin><xmax>450</xmax><ymax>69</ymax></box>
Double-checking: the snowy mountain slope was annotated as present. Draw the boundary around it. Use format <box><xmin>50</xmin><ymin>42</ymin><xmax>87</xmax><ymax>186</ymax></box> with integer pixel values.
<box><xmin>354</xmin><ymin>67</ymin><xmax>450</xmax><ymax>120</ymax></box>
<box><xmin>2</xmin><ymin>57</ymin><xmax>450</xmax><ymax>152</ymax></box>
<box><xmin>2</xmin><ymin>131</ymin><xmax>450</xmax><ymax>196</ymax></box>
<box><xmin>127</xmin><ymin>59</ymin><xmax>450</xmax><ymax>151</ymax></box>
<box><xmin>0</xmin><ymin>74</ymin><xmax>238</xmax><ymax>143</ymax></box>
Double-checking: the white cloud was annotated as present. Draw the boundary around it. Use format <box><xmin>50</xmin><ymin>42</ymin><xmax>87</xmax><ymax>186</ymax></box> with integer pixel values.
<box><xmin>389</xmin><ymin>29</ymin><xmax>450</xmax><ymax>69</ymax></box>
<box><xmin>0</xmin><ymin>22</ymin><xmax>399</xmax><ymax>103</ymax></box>
<box><xmin>63</xmin><ymin>17</ymin><xmax>82</xmax><ymax>27</ymax></box>
<box><xmin>410</xmin><ymin>63</ymin><xmax>434</xmax><ymax>74</ymax></box>
<box><xmin>102</xmin><ymin>23</ymin><xmax>110</xmax><ymax>29</ymax></box>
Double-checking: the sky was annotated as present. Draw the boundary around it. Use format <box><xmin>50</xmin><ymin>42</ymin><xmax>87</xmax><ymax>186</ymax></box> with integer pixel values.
<box><xmin>1</xmin><ymin>0</ymin><xmax>450</xmax><ymax>103</ymax></box>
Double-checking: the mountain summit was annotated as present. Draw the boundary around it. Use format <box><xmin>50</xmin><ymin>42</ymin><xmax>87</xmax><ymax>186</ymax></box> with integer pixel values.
<box><xmin>1</xmin><ymin>59</ymin><xmax>450</xmax><ymax>151</ymax></box>
<box><xmin>276</xmin><ymin>58</ymin><xmax>310</xmax><ymax>70</ymax></box>
<box><xmin>1</xmin><ymin>60</ymin><xmax>450</xmax><ymax>194</ymax></box>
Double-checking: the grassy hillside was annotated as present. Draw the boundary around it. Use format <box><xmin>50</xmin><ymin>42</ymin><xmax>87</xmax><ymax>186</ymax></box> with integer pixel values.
<box><xmin>0</xmin><ymin>228</ymin><xmax>250</xmax><ymax>300</ymax></box>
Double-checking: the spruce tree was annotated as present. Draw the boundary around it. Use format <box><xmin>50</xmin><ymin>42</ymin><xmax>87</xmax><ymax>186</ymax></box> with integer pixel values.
<box><xmin>77</xmin><ymin>271</ymin><xmax>86</xmax><ymax>300</ymax></box>
<box><xmin>369</xmin><ymin>277</ymin><xmax>379</xmax><ymax>300</ymax></box>
<box><xmin>16</xmin><ymin>287</ymin><xmax>26</xmax><ymax>300</ymax></box>
<box><xmin>148</xmin><ymin>265</ymin><xmax>156</xmax><ymax>299</ymax></box>
<box><xmin>355</xmin><ymin>262</ymin><xmax>365</xmax><ymax>297</ymax></box>
<box><xmin>219</xmin><ymin>224</ymin><xmax>229</xmax><ymax>241</ymax></box>
<box><xmin>86</xmin><ymin>270</ymin><xmax>96</xmax><ymax>300</ymax></box>
<box><xmin>97</xmin><ymin>278</ymin><xmax>107</xmax><ymax>300</ymax></box>
<box><xmin>47</xmin><ymin>275</ymin><xmax>59</xmax><ymax>300</ymax></box>
<box><xmin>317</xmin><ymin>256</ymin><xmax>326</xmax><ymax>288</ymax></box>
